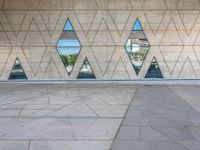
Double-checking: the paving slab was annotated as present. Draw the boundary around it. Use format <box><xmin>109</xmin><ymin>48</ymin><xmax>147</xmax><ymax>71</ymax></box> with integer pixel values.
<box><xmin>0</xmin><ymin>83</ymin><xmax>200</xmax><ymax>150</ymax></box>
<box><xmin>0</xmin><ymin>83</ymin><xmax>135</xmax><ymax>150</ymax></box>
<box><xmin>111</xmin><ymin>85</ymin><xmax>200</xmax><ymax>150</ymax></box>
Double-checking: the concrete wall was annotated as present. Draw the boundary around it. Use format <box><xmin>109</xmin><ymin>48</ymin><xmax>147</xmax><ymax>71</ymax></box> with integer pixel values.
<box><xmin>0</xmin><ymin>0</ymin><xmax>200</xmax><ymax>80</ymax></box>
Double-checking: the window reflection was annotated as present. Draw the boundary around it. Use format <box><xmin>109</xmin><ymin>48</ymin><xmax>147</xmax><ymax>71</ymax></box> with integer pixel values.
<box><xmin>9</xmin><ymin>58</ymin><xmax>27</xmax><ymax>80</ymax></box>
<box><xmin>125</xmin><ymin>19</ymin><xmax>150</xmax><ymax>75</ymax></box>
<box><xmin>56</xmin><ymin>19</ymin><xmax>81</xmax><ymax>75</ymax></box>
<box><xmin>77</xmin><ymin>58</ymin><xmax>96</xmax><ymax>79</ymax></box>
<box><xmin>145</xmin><ymin>57</ymin><xmax>163</xmax><ymax>78</ymax></box>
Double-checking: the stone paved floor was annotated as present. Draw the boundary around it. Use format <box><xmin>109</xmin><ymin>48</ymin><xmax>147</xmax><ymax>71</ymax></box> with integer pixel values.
<box><xmin>111</xmin><ymin>85</ymin><xmax>200</xmax><ymax>150</ymax></box>
<box><xmin>0</xmin><ymin>83</ymin><xmax>199</xmax><ymax>150</ymax></box>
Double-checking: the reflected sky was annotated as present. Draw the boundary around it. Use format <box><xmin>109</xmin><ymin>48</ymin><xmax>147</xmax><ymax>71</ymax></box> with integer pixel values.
<box><xmin>133</xmin><ymin>19</ymin><xmax>143</xmax><ymax>31</ymax></box>
<box><xmin>57</xmin><ymin>39</ymin><xmax>81</xmax><ymax>47</ymax></box>
<box><xmin>64</xmin><ymin>19</ymin><xmax>74</xmax><ymax>31</ymax></box>
<box><xmin>57</xmin><ymin>47</ymin><xmax>80</xmax><ymax>55</ymax></box>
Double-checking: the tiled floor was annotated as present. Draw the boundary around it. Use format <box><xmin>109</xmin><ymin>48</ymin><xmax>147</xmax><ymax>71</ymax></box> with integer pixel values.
<box><xmin>0</xmin><ymin>83</ymin><xmax>135</xmax><ymax>150</ymax></box>
<box><xmin>0</xmin><ymin>83</ymin><xmax>200</xmax><ymax>150</ymax></box>
<box><xmin>111</xmin><ymin>85</ymin><xmax>200</xmax><ymax>150</ymax></box>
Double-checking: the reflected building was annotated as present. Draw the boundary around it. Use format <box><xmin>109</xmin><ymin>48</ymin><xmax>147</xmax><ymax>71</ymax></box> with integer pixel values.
<box><xmin>9</xmin><ymin>58</ymin><xmax>27</xmax><ymax>80</ymax></box>
<box><xmin>77</xmin><ymin>58</ymin><xmax>96</xmax><ymax>79</ymax></box>
<box><xmin>125</xmin><ymin>19</ymin><xmax>150</xmax><ymax>75</ymax></box>
<box><xmin>145</xmin><ymin>57</ymin><xmax>163</xmax><ymax>78</ymax></box>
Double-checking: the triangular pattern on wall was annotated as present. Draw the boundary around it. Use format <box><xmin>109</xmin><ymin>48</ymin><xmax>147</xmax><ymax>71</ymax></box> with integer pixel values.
<box><xmin>75</xmin><ymin>11</ymin><xmax>97</xmax><ymax>35</ymax></box>
<box><xmin>25</xmin><ymin>0</ymin><xmax>40</xmax><ymax>9</ymax></box>
<box><xmin>112</xmin><ymin>58</ymin><xmax>130</xmax><ymax>79</ymax></box>
<box><xmin>164</xmin><ymin>0</ymin><xmax>180</xmax><ymax>9</ymax></box>
<box><xmin>109</xmin><ymin>11</ymin><xmax>131</xmax><ymax>35</ymax></box>
<box><xmin>125</xmin><ymin>18</ymin><xmax>150</xmax><ymax>75</ymax></box>
<box><xmin>38</xmin><ymin>0</ymin><xmax>62</xmax><ymax>9</ymax></box>
<box><xmin>143</xmin><ymin>0</ymin><xmax>167</xmax><ymax>9</ymax></box>
<box><xmin>95</xmin><ymin>0</ymin><xmax>109</xmax><ymax>9</ymax></box>
<box><xmin>9</xmin><ymin>58</ymin><xmax>28</xmax><ymax>80</ymax></box>
<box><xmin>144</xmin><ymin>11</ymin><xmax>165</xmax><ymax>35</ymax></box>
<box><xmin>178</xmin><ymin>10</ymin><xmax>199</xmax><ymax>35</ymax></box>
<box><xmin>160</xmin><ymin>46</ymin><xmax>183</xmax><ymax>74</ymax></box>
<box><xmin>92</xmin><ymin>19</ymin><xmax>114</xmax><ymax>46</ymax></box>
<box><xmin>5</xmin><ymin>11</ymin><xmax>26</xmax><ymax>36</ymax></box>
<box><xmin>91</xmin><ymin>46</ymin><xmax>115</xmax><ymax>74</ymax></box>
<box><xmin>108</xmin><ymin>0</ymin><xmax>132</xmax><ymax>9</ymax></box>
<box><xmin>56</xmin><ymin>18</ymin><xmax>81</xmax><ymax>75</ymax></box>
<box><xmin>160</xmin><ymin>19</ymin><xmax>183</xmax><ymax>45</ymax></box>
<box><xmin>77</xmin><ymin>58</ymin><xmax>96</xmax><ymax>79</ymax></box>
<box><xmin>43</xmin><ymin>58</ymin><xmax>62</xmax><ymax>80</ymax></box>
<box><xmin>23</xmin><ymin>19</ymin><xmax>46</xmax><ymax>46</ymax></box>
<box><xmin>73</xmin><ymin>0</ymin><xmax>98</xmax><ymax>9</ymax></box>
<box><xmin>177</xmin><ymin>0</ymin><xmax>200</xmax><ymax>9</ymax></box>
<box><xmin>178</xmin><ymin>57</ymin><xmax>196</xmax><ymax>79</ymax></box>
<box><xmin>23</xmin><ymin>47</ymin><xmax>47</xmax><ymax>75</ymax></box>
<box><xmin>145</xmin><ymin>57</ymin><xmax>163</xmax><ymax>78</ymax></box>
<box><xmin>2</xmin><ymin>0</ymin><xmax>28</xmax><ymax>9</ymax></box>
<box><xmin>0</xmin><ymin>32</ymin><xmax>11</xmax><ymax>46</ymax></box>
<box><xmin>40</xmin><ymin>11</ymin><xmax>61</xmax><ymax>35</ymax></box>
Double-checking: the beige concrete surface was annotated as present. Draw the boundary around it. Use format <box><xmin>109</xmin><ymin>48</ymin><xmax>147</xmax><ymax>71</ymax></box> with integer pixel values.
<box><xmin>0</xmin><ymin>0</ymin><xmax>199</xmax><ymax>79</ymax></box>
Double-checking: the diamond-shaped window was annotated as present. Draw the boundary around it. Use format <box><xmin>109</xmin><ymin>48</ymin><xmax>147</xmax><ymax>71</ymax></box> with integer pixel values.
<box><xmin>56</xmin><ymin>18</ymin><xmax>81</xmax><ymax>75</ymax></box>
<box><xmin>125</xmin><ymin>18</ymin><xmax>150</xmax><ymax>75</ymax></box>
<box><xmin>9</xmin><ymin>58</ymin><xmax>28</xmax><ymax>80</ymax></box>
<box><xmin>145</xmin><ymin>57</ymin><xmax>163</xmax><ymax>78</ymax></box>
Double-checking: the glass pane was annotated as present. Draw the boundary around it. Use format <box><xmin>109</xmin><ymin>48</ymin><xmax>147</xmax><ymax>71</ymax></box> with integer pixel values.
<box><xmin>56</xmin><ymin>18</ymin><xmax>81</xmax><ymax>75</ymax></box>
<box><xmin>57</xmin><ymin>39</ymin><xmax>81</xmax><ymax>47</ymax></box>
<box><xmin>125</xmin><ymin>19</ymin><xmax>150</xmax><ymax>75</ymax></box>
<box><xmin>9</xmin><ymin>59</ymin><xmax>27</xmax><ymax>80</ymax></box>
<box><xmin>126</xmin><ymin>39</ymin><xmax>150</xmax><ymax>74</ymax></box>
<box><xmin>64</xmin><ymin>19</ymin><xmax>74</xmax><ymax>31</ymax></box>
<box><xmin>77</xmin><ymin>58</ymin><xmax>96</xmax><ymax>79</ymax></box>
<box><xmin>133</xmin><ymin>19</ymin><xmax>143</xmax><ymax>31</ymax></box>
<box><xmin>145</xmin><ymin>57</ymin><xmax>163</xmax><ymax>78</ymax></box>
<box><xmin>57</xmin><ymin>47</ymin><xmax>80</xmax><ymax>73</ymax></box>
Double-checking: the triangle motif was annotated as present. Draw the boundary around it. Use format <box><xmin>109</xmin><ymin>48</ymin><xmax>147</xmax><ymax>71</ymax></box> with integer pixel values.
<box><xmin>6</xmin><ymin>11</ymin><xmax>26</xmax><ymax>36</ymax></box>
<box><xmin>77</xmin><ymin>58</ymin><xmax>96</xmax><ymax>79</ymax></box>
<box><xmin>23</xmin><ymin>19</ymin><xmax>46</xmax><ymax>46</ymax></box>
<box><xmin>92</xmin><ymin>19</ymin><xmax>114</xmax><ymax>46</ymax></box>
<box><xmin>92</xmin><ymin>46</ymin><xmax>115</xmax><ymax>74</ymax></box>
<box><xmin>160</xmin><ymin>46</ymin><xmax>183</xmax><ymax>74</ymax></box>
<box><xmin>109</xmin><ymin>11</ymin><xmax>131</xmax><ymax>35</ymax></box>
<box><xmin>40</xmin><ymin>11</ymin><xmax>61</xmax><ymax>35</ymax></box>
<box><xmin>145</xmin><ymin>57</ymin><xmax>163</xmax><ymax>78</ymax></box>
<box><xmin>75</xmin><ymin>11</ymin><xmax>97</xmax><ymax>35</ymax></box>
<box><xmin>112</xmin><ymin>58</ymin><xmax>130</xmax><ymax>79</ymax></box>
<box><xmin>179</xmin><ymin>10</ymin><xmax>199</xmax><ymax>35</ymax></box>
<box><xmin>161</xmin><ymin>19</ymin><xmax>183</xmax><ymax>45</ymax></box>
<box><xmin>9</xmin><ymin>58</ymin><xmax>27</xmax><ymax>80</ymax></box>
<box><xmin>43</xmin><ymin>58</ymin><xmax>62</xmax><ymax>80</ymax></box>
<box><xmin>133</xmin><ymin>18</ymin><xmax>143</xmax><ymax>31</ymax></box>
<box><xmin>145</xmin><ymin>11</ymin><xmax>165</xmax><ymax>35</ymax></box>
<box><xmin>64</xmin><ymin>19</ymin><xmax>74</xmax><ymax>31</ymax></box>
<box><xmin>179</xmin><ymin>57</ymin><xmax>196</xmax><ymax>79</ymax></box>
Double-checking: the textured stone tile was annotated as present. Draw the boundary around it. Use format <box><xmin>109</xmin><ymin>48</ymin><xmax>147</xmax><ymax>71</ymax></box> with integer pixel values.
<box><xmin>151</xmin><ymin>141</ymin><xmax>189</xmax><ymax>150</ymax></box>
<box><xmin>111</xmin><ymin>140</ymin><xmax>151</xmax><ymax>150</ymax></box>
<box><xmin>189</xmin><ymin>127</ymin><xmax>200</xmax><ymax>141</ymax></box>
<box><xmin>0</xmin><ymin>141</ymin><xmax>30</xmax><ymax>150</ymax></box>
<box><xmin>152</xmin><ymin>126</ymin><xmax>196</xmax><ymax>141</ymax></box>
<box><xmin>140</xmin><ymin>127</ymin><xmax>171</xmax><ymax>141</ymax></box>
<box><xmin>30</xmin><ymin>140</ymin><xmax>112</xmax><ymax>150</ymax></box>
<box><xmin>116</xmin><ymin>127</ymin><xmax>140</xmax><ymax>140</ymax></box>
